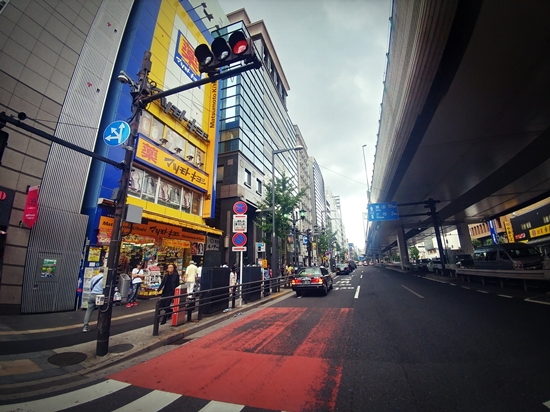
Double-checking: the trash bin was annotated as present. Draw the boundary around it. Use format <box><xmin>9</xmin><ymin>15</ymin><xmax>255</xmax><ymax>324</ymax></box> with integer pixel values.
<box><xmin>118</xmin><ymin>274</ymin><xmax>131</xmax><ymax>304</ymax></box>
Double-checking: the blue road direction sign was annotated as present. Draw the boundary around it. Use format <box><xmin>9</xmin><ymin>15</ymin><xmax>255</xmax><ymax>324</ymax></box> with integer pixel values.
<box><xmin>367</xmin><ymin>202</ymin><xmax>399</xmax><ymax>221</ymax></box>
<box><xmin>103</xmin><ymin>120</ymin><xmax>130</xmax><ymax>146</ymax></box>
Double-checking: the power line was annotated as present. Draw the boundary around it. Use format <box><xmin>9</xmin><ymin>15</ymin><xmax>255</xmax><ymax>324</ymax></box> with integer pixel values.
<box><xmin>319</xmin><ymin>165</ymin><xmax>368</xmax><ymax>186</ymax></box>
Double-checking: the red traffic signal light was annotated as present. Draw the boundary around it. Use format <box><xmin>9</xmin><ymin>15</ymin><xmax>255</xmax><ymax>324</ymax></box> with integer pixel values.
<box><xmin>194</xmin><ymin>30</ymin><xmax>255</xmax><ymax>74</ymax></box>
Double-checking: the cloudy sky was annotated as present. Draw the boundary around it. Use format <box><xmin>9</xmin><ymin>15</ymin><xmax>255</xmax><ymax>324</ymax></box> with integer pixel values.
<box><xmin>218</xmin><ymin>0</ymin><xmax>392</xmax><ymax>248</ymax></box>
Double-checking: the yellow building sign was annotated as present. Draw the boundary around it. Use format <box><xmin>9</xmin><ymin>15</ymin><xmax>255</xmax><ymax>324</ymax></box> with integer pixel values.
<box><xmin>135</xmin><ymin>138</ymin><xmax>208</xmax><ymax>191</ymax></box>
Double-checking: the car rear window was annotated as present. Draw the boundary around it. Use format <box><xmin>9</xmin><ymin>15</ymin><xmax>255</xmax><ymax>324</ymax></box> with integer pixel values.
<box><xmin>297</xmin><ymin>269</ymin><xmax>322</xmax><ymax>277</ymax></box>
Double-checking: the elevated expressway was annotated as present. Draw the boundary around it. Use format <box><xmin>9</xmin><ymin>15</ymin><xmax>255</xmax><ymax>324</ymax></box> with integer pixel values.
<box><xmin>366</xmin><ymin>0</ymin><xmax>550</xmax><ymax>260</ymax></box>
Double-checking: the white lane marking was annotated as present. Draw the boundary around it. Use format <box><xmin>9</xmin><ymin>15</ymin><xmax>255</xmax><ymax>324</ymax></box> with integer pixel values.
<box><xmin>0</xmin><ymin>379</ymin><xmax>130</xmax><ymax>412</ymax></box>
<box><xmin>199</xmin><ymin>400</ymin><xmax>245</xmax><ymax>412</ymax></box>
<box><xmin>525</xmin><ymin>298</ymin><xmax>550</xmax><ymax>306</ymax></box>
<box><xmin>477</xmin><ymin>290</ymin><xmax>488</xmax><ymax>294</ymax></box>
<box><xmin>498</xmin><ymin>295</ymin><xmax>513</xmax><ymax>298</ymax></box>
<box><xmin>354</xmin><ymin>286</ymin><xmax>361</xmax><ymax>299</ymax></box>
<box><xmin>450</xmin><ymin>283</ymin><xmax>456</xmax><ymax>286</ymax></box>
<box><xmin>543</xmin><ymin>399</ymin><xmax>550</xmax><ymax>408</ymax></box>
<box><xmin>384</xmin><ymin>274</ymin><xmax>389</xmax><ymax>278</ymax></box>
<box><xmin>113</xmin><ymin>389</ymin><xmax>181</xmax><ymax>412</ymax></box>
<box><xmin>401</xmin><ymin>285</ymin><xmax>424</xmax><ymax>299</ymax></box>
<box><xmin>424</xmin><ymin>277</ymin><xmax>447</xmax><ymax>284</ymax></box>
<box><xmin>361</xmin><ymin>274</ymin><xmax>363</xmax><ymax>279</ymax></box>
<box><xmin>462</xmin><ymin>286</ymin><xmax>470</xmax><ymax>290</ymax></box>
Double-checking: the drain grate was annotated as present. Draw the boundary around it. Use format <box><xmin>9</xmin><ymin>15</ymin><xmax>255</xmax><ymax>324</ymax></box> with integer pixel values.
<box><xmin>48</xmin><ymin>352</ymin><xmax>87</xmax><ymax>366</ymax></box>
<box><xmin>109</xmin><ymin>343</ymin><xmax>134</xmax><ymax>353</ymax></box>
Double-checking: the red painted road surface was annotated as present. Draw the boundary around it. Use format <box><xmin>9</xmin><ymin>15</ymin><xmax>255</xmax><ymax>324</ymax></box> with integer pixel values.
<box><xmin>109</xmin><ymin>307</ymin><xmax>354</xmax><ymax>411</ymax></box>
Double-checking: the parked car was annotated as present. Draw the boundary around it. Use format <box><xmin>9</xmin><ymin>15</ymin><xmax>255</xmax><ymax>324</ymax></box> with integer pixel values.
<box><xmin>473</xmin><ymin>243</ymin><xmax>543</xmax><ymax>270</ymax></box>
<box><xmin>454</xmin><ymin>254</ymin><xmax>474</xmax><ymax>268</ymax></box>
<box><xmin>291</xmin><ymin>266</ymin><xmax>333</xmax><ymax>296</ymax></box>
<box><xmin>336</xmin><ymin>264</ymin><xmax>350</xmax><ymax>275</ymax></box>
<box><xmin>417</xmin><ymin>258</ymin><xmax>431</xmax><ymax>270</ymax></box>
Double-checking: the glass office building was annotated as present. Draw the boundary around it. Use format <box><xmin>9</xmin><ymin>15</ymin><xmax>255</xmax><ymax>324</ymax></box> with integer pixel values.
<box><xmin>212</xmin><ymin>10</ymin><xmax>300</xmax><ymax>266</ymax></box>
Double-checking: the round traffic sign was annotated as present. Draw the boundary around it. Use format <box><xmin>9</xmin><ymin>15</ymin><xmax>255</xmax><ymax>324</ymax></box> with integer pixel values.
<box><xmin>233</xmin><ymin>201</ymin><xmax>247</xmax><ymax>215</ymax></box>
<box><xmin>232</xmin><ymin>232</ymin><xmax>247</xmax><ymax>247</ymax></box>
<box><xmin>103</xmin><ymin>120</ymin><xmax>130</xmax><ymax>146</ymax></box>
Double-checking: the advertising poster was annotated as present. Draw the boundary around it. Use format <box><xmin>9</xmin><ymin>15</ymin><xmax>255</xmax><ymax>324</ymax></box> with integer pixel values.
<box><xmin>40</xmin><ymin>258</ymin><xmax>56</xmax><ymax>278</ymax></box>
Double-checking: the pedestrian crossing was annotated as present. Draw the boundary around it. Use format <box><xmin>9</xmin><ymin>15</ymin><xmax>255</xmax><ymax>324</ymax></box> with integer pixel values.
<box><xmin>0</xmin><ymin>379</ymin><xmax>280</xmax><ymax>412</ymax></box>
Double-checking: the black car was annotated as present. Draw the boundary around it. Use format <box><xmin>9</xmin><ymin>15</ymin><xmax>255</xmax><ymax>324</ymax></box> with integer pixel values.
<box><xmin>336</xmin><ymin>264</ymin><xmax>350</xmax><ymax>275</ymax></box>
<box><xmin>291</xmin><ymin>267</ymin><xmax>333</xmax><ymax>296</ymax></box>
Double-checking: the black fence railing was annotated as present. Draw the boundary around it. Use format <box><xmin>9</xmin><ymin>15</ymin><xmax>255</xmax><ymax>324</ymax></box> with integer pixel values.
<box><xmin>152</xmin><ymin>275</ymin><xmax>289</xmax><ymax>336</ymax></box>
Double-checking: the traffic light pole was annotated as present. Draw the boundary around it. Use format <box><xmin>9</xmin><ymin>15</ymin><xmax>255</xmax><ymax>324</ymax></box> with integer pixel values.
<box><xmin>96</xmin><ymin>51</ymin><xmax>152</xmax><ymax>356</ymax></box>
<box><xmin>96</xmin><ymin>52</ymin><xmax>261</xmax><ymax>356</ymax></box>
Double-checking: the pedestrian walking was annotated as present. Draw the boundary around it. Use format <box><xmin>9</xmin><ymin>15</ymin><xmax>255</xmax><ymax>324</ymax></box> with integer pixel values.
<box><xmin>127</xmin><ymin>263</ymin><xmax>143</xmax><ymax>307</ymax></box>
<box><xmin>83</xmin><ymin>268</ymin><xmax>105</xmax><ymax>332</ymax></box>
<box><xmin>158</xmin><ymin>263</ymin><xmax>180</xmax><ymax>325</ymax></box>
<box><xmin>184</xmin><ymin>260</ymin><xmax>198</xmax><ymax>296</ymax></box>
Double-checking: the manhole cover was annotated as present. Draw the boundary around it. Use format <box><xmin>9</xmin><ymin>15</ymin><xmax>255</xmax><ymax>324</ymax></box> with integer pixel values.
<box><xmin>109</xmin><ymin>343</ymin><xmax>134</xmax><ymax>353</ymax></box>
<box><xmin>48</xmin><ymin>352</ymin><xmax>87</xmax><ymax>366</ymax></box>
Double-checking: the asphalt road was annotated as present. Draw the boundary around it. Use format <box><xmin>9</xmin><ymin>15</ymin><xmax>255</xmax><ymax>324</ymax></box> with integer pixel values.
<box><xmin>4</xmin><ymin>266</ymin><xmax>550</xmax><ymax>411</ymax></box>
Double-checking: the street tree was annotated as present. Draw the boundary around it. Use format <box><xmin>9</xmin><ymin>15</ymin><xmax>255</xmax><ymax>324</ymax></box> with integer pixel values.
<box><xmin>409</xmin><ymin>246</ymin><xmax>420</xmax><ymax>262</ymax></box>
<box><xmin>255</xmin><ymin>173</ymin><xmax>307</xmax><ymax>266</ymax></box>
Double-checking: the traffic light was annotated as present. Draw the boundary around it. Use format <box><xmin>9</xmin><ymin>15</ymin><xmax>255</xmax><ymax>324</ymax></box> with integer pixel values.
<box><xmin>194</xmin><ymin>30</ymin><xmax>255</xmax><ymax>74</ymax></box>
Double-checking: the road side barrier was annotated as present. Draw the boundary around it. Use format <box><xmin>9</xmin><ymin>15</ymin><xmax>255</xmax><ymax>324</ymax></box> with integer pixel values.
<box><xmin>456</xmin><ymin>268</ymin><xmax>550</xmax><ymax>291</ymax></box>
<box><xmin>151</xmin><ymin>275</ymin><xmax>292</xmax><ymax>336</ymax></box>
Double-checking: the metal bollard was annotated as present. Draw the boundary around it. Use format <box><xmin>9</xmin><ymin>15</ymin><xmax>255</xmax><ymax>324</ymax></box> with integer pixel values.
<box><xmin>153</xmin><ymin>299</ymin><xmax>161</xmax><ymax>336</ymax></box>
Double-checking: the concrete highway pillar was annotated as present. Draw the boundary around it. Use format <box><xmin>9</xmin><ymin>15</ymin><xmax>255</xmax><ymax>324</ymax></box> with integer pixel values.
<box><xmin>397</xmin><ymin>227</ymin><xmax>409</xmax><ymax>270</ymax></box>
<box><xmin>456</xmin><ymin>223</ymin><xmax>474</xmax><ymax>254</ymax></box>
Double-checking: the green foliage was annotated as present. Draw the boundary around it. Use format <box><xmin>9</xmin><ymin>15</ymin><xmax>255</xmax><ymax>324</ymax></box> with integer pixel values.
<box><xmin>255</xmin><ymin>173</ymin><xmax>308</xmax><ymax>263</ymax></box>
<box><xmin>409</xmin><ymin>246</ymin><xmax>420</xmax><ymax>261</ymax></box>
<box><xmin>471</xmin><ymin>238</ymin><xmax>482</xmax><ymax>248</ymax></box>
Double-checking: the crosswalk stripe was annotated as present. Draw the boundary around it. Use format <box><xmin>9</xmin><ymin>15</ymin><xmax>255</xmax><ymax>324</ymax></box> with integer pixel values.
<box><xmin>112</xmin><ymin>389</ymin><xmax>181</xmax><ymax>412</ymax></box>
<box><xmin>0</xmin><ymin>379</ymin><xmax>129</xmax><ymax>412</ymax></box>
<box><xmin>198</xmin><ymin>400</ymin><xmax>244</xmax><ymax>412</ymax></box>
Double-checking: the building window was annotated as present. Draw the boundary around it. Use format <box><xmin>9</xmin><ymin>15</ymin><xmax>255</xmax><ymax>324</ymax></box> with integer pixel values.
<box><xmin>245</xmin><ymin>169</ymin><xmax>251</xmax><ymax>187</ymax></box>
<box><xmin>256</xmin><ymin>179</ymin><xmax>262</xmax><ymax>194</ymax></box>
<box><xmin>217</xmin><ymin>166</ymin><xmax>224</xmax><ymax>182</ymax></box>
<box><xmin>128</xmin><ymin>167</ymin><xmax>204</xmax><ymax>217</ymax></box>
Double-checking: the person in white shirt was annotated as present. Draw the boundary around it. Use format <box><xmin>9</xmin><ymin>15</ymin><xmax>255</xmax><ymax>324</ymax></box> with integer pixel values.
<box><xmin>83</xmin><ymin>268</ymin><xmax>105</xmax><ymax>332</ymax></box>
<box><xmin>184</xmin><ymin>260</ymin><xmax>198</xmax><ymax>297</ymax></box>
<box><xmin>127</xmin><ymin>263</ymin><xmax>144</xmax><ymax>307</ymax></box>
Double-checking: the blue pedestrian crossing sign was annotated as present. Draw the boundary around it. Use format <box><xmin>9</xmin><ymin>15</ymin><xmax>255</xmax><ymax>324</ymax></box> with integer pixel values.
<box><xmin>103</xmin><ymin>120</ymin><xmax>130</xmax><ymax>146</ymax></box>
<box><xmin>367</xmin><ymin>202</ymin><xmax>399</xmax><ymax>221</ymax></box>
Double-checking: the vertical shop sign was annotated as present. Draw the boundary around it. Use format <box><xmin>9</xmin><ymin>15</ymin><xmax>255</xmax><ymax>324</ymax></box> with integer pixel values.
<box><xmin>23</xmin><ymin>186</ymin><xmax>39</xmax><ymax>228</ymax></box>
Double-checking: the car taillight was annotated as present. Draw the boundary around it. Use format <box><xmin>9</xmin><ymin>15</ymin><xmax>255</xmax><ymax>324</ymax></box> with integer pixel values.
<box><xmin>312</xmin><ymin>277</ymin><xmax>323</xmax><ymax>284</ymax></box>
<box><xmin>291</xmin><ymin>279</ymin><xmax>301</xmax><ymax>285</ymax></box>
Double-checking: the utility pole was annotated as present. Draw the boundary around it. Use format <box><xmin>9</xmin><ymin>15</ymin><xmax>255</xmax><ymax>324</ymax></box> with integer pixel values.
<box><xmin>96</xmin><ymin>51</ymin><xmax>152</xmax><ymax>357</ymax></box>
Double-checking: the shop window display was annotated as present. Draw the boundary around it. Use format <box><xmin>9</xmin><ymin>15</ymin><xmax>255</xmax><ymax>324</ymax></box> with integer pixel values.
<box><xmin>139</xmin><ymin>111</ymin><xmax>152</xmax><ymax>138</ymax></box>
<box><xmin>128</xmin><ymin>167</ymin><xmax>203</xmax><ymax>216</ymax></box>
<box><xmin>129</xmin><ymin>168</ymin><xmax>143</xmax><ymax>196</ymax></box>
<box><xmin>192</xmin><ymin>192</ymin><xmax>202</xmax><ymax>215</ymax></box>
<box><xmin>142</xmin><ymin>172</ymin><xmax>157</xmax><ymax>201</ymax></box>
<box><xmin>151</xmin><ymin>117</ymin><xmax>164</xmax><ymax>144</ymax></box>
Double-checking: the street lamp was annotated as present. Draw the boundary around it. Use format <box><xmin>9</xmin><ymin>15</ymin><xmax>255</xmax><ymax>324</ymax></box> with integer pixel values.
<box><xmin>271</xmin><ymin>145</ymin><xmax>303</xmax><ymax>276</ymax></box>
<box><xmin>284</xmin><ymin>209</ymin><xmax>306</xmax><ymax>267</ymax></box>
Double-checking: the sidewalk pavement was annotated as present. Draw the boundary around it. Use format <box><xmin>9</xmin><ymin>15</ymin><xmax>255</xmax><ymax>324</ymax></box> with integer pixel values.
<box><xmin>0</xmin><ymin>288</ymin><xmax>292</xmax><ymax>396</ymax></box>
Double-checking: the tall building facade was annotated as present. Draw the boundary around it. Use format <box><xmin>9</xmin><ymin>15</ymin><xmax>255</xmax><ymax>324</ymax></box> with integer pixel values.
<box><xmin>212</xmin><ymin>9</ymin><xmax>300</xmax><ymax>266</ymax></box>
<box><xmin>0</xmin><ymin>0</ymin><xmax>227</xmax><ymax>314</ymax></box>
